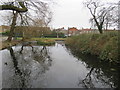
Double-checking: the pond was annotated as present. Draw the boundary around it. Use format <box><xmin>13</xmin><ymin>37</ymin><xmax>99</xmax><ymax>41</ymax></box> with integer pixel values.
<box><xmin>0</xmin><ymin>41</ymin><xmax>119</xmax><ymax>88</ymax></box>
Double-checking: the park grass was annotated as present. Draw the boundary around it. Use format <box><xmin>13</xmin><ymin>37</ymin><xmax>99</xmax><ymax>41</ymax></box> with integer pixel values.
<box><xmin>17</xmin><ymin>37</ymin><xmax>66</xmax><ymax>41</ymax></box>
<box><xmin>31</xmin><ymin>38</ymin><xmax>66</xmax><ymax>45</ymax></box>
<box><xmin>17</xmin><ymin>37</ymin><xmax>66</xmax><ymax>45</ymax></box>
<box><xmin>0</xmin><ymin>38</ymin><xmax>66</xmax><ymax>50</ymax></box>
<box><xmin>31</xmin><ymin>38</ymin><xmax>66</xmax><ymax>42</ymax></box>
<box><xmin>65</xmin><ymin>31</ymin><xmax>119</xmax><ymax>63</ymax></box>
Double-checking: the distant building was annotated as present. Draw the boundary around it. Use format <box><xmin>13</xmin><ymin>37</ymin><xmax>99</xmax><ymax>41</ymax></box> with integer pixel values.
<box><xmin>54</xmin><ymin>27</ymin><xmax>68</xmax><ymax>36</ymax></box>
<box><xmin>0</xmin><ymin>25</ymin><xmax>10</xmax><ymax>33</ymax></box>
<box><xmin>68</xmin><ymin>27</ymin><xmax>79</xmax><ymax>36</ymax></box>
<box><xmin>59</xmin><ymin>27</ymin><xmax>68</xmax><ymax>36</ymax></box>
<box><xmin>80</xmin><ymin>28</ymin><xmax>99</xmax><ymax>34</ymax></box>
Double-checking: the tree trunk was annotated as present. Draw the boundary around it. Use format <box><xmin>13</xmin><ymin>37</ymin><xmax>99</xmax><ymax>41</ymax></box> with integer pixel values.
<box><xmin>98</xmin><ymin>25</ymin><xmax>103</xmax><ymax>34</ymax></box>
<box><xmin>99</xmin><ymin>29</ymin><xmax>103</xmax><ymax>34</ymax></box>
<box><xmin>93</xmin><ymin>16</ymin><xmax>103</xmax><ymax>34</ymax></box>
<box><xmin>7</xmin><ymin>11</ymin><xmax>18</xmax><ymax>42</ymax></box>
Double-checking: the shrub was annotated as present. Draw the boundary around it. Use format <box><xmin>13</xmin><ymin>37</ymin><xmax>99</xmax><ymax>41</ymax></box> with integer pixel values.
<box><xmin>100</xmin><ymin>36</ymin><xmax>118</xmax><ymax>62</ymax></box>
<box><xmin>65</xmin><ymin>31</ymin><xmax>119</xmax><ymax>63</ymax></box>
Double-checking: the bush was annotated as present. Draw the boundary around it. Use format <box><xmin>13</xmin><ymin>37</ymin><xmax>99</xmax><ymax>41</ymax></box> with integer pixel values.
<box><xmin>65</xmin><ymin>31</ymin><xmax>119</xmax><ymax>63</ymax></box>
<box><xmin>100</xmin><ymin>36</ymin><xmax>118</xmax><ymax>63</ymax></box>
<box><xmin>1</xmin><ymin>31</ymin><xmax>10</xmax><ymax>36</ymax></box>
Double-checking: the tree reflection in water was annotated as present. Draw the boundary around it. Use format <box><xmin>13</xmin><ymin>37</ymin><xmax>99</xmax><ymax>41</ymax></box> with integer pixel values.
<box><xmin>8</xmin><ymin>47</ymin><xmax>22</xmax><ymax>75</ymax></box>
<box><xmin>19</xmin><ymin>42</ymin><xmax>34</xmax><ymax>54</ymax></box>
<box><xmin>7</xmin><ymin>47</ymin><xmax>27</xmax><ymax>88</ymax></box>
<box><xmin>79</xmin><ymin>67</ymin><xmax>115</xmax><ymax>88</ymax></box>
<box><xmin>81</xmin><ymin>67</ymin><xmax>95</xmax><ymax>88</ymax></box>
<box><xmin>6</xmin><ymin>45</ymin><xmax>52</xmax><ymax>88</ymax></box>
<box><xmin>67</xmin><ymin>47</ymin><xmax>119</xmax><ymax>88</ymax></box>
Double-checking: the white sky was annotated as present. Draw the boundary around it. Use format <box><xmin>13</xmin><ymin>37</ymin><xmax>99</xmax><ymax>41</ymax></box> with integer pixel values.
<box><xmin>50</xmin><ymin>0</ymin><xmax>119</xmax><ymax>29</ymax></box>
<box><xmin>51</xmin><ymin>0</ymin><xmax>91</xmax><ymax>29</ymax></box>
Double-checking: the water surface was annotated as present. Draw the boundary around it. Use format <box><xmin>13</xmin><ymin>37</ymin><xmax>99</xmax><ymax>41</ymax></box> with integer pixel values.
<box><xmin>0</xmin><ymin>41</ymin><xmax>119</xmax><ymax>88</ymax></box>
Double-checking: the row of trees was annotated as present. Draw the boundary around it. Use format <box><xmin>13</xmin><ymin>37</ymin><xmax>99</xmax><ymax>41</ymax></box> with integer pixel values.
<box><xmin>0</xmin><ymin>0</ymin><xmax>53</xmax><ymax>41</ymax></box>
<box><xmin>84</xmin><ymin>0</ymin><xmax>119</xmax><ymax>34</ymax></box>
<box><xmin>1</xmin><ymin>26</ymin><xmax>65</xmax><ymax>38</ymax></box>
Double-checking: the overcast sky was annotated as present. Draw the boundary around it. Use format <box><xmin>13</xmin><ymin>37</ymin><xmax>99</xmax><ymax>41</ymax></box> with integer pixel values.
<box><xmin>0</xmin><ymin>0</ymin><xmax>119</xmax><ymax>29</ymax></box>
<box><xmin>50</xmin><ymin>0</ymin><xmax>119</xmax><ymax>29</ymax></box>
<box><xmin>51</xmin><ymin>0</ymin><xmax>91</xmax><ymax>29</ymax></box>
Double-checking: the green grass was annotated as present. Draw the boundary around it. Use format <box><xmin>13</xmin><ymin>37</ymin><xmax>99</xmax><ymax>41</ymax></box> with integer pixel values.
<box><xmin>65</xmin><ymin>31</ymin><xmax>119</xmax><ymax>63</ymax></box>
<box><xmin>16</xmin><ymin>37</ymin><xmax>66</xmax><ymax>46</ymax></box>
<box><xmin>32</xmin><ymin>38</ymin><xmax>65</xmax><ymax>46</ymax></box>
<box><xmin>37</xmin><ymin>41</ymin><xmax>55</xmax><ymax>46</ymax></box>
<box><xmin>16</xmin><ymin>37</ymin><xmax>66</xmax><ymax>41</ymax></box>
<box><xmin>31</xmin><ymin>38</ymin><xmax>66</xmax><ymax>41</ymax></box>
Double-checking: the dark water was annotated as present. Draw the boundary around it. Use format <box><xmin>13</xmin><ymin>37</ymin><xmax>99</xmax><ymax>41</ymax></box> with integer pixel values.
<box><xmin>0</xmin><ymin>41</ymin><xmax>119</xmax><ymax>88</ymax></box>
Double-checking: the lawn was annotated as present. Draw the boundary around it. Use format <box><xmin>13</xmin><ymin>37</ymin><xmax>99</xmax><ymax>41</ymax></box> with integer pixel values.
<box><xmin>0</xmin><ymin>38</ymin><xmax>66</xmax><ymax>50</ymax></box>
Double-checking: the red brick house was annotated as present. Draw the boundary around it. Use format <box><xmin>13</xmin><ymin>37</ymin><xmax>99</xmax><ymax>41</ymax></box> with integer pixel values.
<box><xmin>68</xmin><ymin>27</ymin><xmax>79</xmax><ymax>36</ymax></box>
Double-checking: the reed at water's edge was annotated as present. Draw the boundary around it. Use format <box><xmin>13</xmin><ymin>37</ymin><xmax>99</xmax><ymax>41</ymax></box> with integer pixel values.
<box><xmin>65</xmin><ymin>31</ymin><xmax>119</xmax><ymax>64</ymax></box>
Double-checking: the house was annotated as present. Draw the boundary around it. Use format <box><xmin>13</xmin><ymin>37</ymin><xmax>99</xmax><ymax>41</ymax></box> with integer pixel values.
<box><xmin>54</xmin><ymin>27</ymin><xmax>68</xmax><ymax>36</ymax></box>
<box><xmin>80</xmin><ymin>28</ymin><xmax>119</xmax><ymax>34</ymax></box>
<box><xmin>80</xmin><ymin>28</ymin><xmax>99</xmax><ymax>34</ymax></box>
<box><xmin>0</xmin><ymin>25</ymin><xmax>10</xmax><ymax>33</ymax></box>
<box><xmin>80</xmin><ymin>28</ymin><xmax>92</xmax><ymax>34</ymax></box>
<box><xmin>68</xmin><ymin>27</ymin><xmax>79</xmax><ymax>36</ymax></box>
<box><xmin>59</xmin><ymin>27</ymin><xmax>68</xmax><ymax>36</ymax></box>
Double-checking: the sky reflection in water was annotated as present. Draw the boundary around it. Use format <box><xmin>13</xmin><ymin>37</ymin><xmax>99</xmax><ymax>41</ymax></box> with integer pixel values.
<box><xmin>0</xmin><ymin>41</ymin><xmax>118</xmax><ymax>88</ymax></box>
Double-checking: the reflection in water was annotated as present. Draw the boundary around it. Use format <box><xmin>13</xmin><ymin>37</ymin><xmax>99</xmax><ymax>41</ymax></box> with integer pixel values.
<box><xmin>7</xmin><ymin>47</ymin><xmax>30</xmax><ymax>88</ymax></box>
<box><xmin>7</xmin><ymin>47</ymin><xmax>22</xmax><ymax>75</ymax></box>
<box><xmin>20</xmin><ymin>42</ymin><xmax>34</xmax><ymax>54</ymax></box>
<box><xmin>32</xmin><ymin>46</ymin><xmax>52</xmax><ymax>73</ymax></box>
<box><xmin>3</xmin><ymin>45</ymin><xmax>52</xmax><ymax>88</ymax></box>
<box><xmin>1</xmin><ymin>41</ymin><xmax>119</xmax><ymax>88</ymax></box>
<box><xmin>81</xmin><ymin>68</ymin><xmax>95</xmax><ymax>88</ymax></box>
<box><xmin>67</xmin><ymin>47</ymin><xmax>119</xmax><ymax>88</ymax></box>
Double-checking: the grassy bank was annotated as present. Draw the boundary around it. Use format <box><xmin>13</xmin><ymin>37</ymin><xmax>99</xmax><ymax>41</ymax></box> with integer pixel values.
<box><xmin>36</xmin><ymin>40</ymin><xmax>55</xmax><ymax>46</ymax></box>
<box><xmin>17</xmin><ymin>37</ymin><xmax>66</xmax><ymax>41</ymax></box>
<box><xmin>65</xmin><ymin>31</ymin><xmax>119</xmax><ymax>63</ymax></box>
<box><xmin>18</xmin><ymin>38</ymin><xmax>66</xmax><ymax>45</ymax></box>
<box><xmin>32</xmin><ymin>38</ymin><xmax>66</xmax><ymax>45</ymax></box>
<box><xmin>0</xmin><ymin>40</ymin><xmax>21</xmax><ymax>50</ymax></box>
<box><xmin>0</xmin><ymin>38</ymin><xmax>66</xmax><ymax>50</ymax></box>
<box><xmin>31</xmin><ymin>38</ymin><xmax>66</xmax><ymax>42</ymax></box>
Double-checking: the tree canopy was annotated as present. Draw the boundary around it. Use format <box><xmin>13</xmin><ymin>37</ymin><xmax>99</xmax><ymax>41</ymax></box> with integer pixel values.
<box><xmin>0</xmin><ymin>0</ymin><xmax>53</xmax><ymax>41</ymax></box>
<box><xmin>84</xmin><ymin>0</ymin><xmax>117</xmax><ymax>34</ymax></box>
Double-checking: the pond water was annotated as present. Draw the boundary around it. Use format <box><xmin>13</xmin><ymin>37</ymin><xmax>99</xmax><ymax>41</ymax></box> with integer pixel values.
<box><xmin>0</xmin><ymin>41</ymin><xmax>119</xmax><ymax>88</ymax></box>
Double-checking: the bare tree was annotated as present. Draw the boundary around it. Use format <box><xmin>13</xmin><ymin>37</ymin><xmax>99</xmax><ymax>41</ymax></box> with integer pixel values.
<box><xmin>0</xmin><ymin>0</ymin><xmax>53</xmax><ymax>41</ymax></box>
<box><xmin>0</xmin><ymin>1</ymin><xmax>28</xmax><ymax>41</ymax></box>
<box><xmin>30</xmin><ymin>2</ymin><xmax>53</xmax><ymax>27</ymax></box>
<box><xmin>104</xmin><ymin>4</ymin><xmax>118</xmax><ymax>30</ymax></box>
<box><xmin>84</xmin><ymin>0</ymin><xmax>115</xmax><ymax>34</ymax></box>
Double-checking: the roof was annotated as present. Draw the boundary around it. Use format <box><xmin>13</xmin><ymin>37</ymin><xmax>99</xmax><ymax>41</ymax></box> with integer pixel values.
<box><xmin>68</xmin><ymin>27</ymin><xmax>78</xmax><ymax>31</ymax></box>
